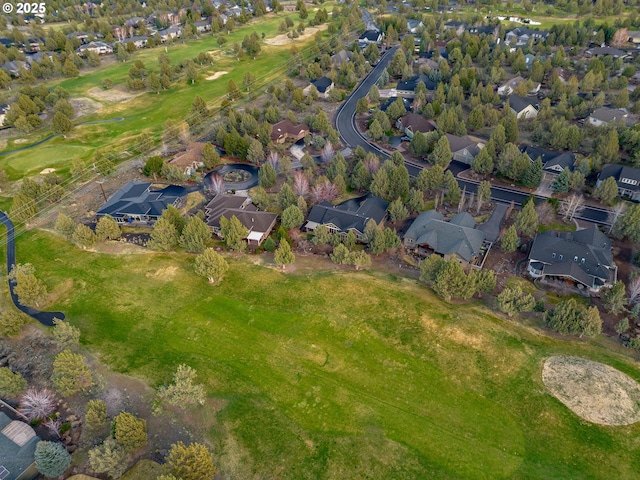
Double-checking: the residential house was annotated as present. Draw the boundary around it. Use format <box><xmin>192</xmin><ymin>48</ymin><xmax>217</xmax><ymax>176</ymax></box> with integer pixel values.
<box><xmin>509</xmin><ymin>95</ymin><xmax>539</xmax><ymax>119</ymax></box>
<box><xmin>270</xmin><ymin>119</ymin><xmax>309</xmax><ymax>144</ymax></box>
<box><xmin>305</xmin><ymin>194</ymin><xmax>389</xmax><ymax>242</ymax></box>
<box><xmin>396</xmin><ymin>113</ymin><xmax>437</xmax><ymax>139</ymax></box>
<box><xmin>1</xmin><ymin>61</ymin><xmax>29</xmax><ymax>77</ymax></box>
<box><xmin>445</xmin><ymin>134</ymin><xmax>484</xmax><ymax>164</ymax></box>
<box><xmin>0</xmin><ymin>104</ymin><xmax>9</xmax><ymax>126</ymax></box>
<box><xmin>96</xmin><ymin>181</ymin><xmax>190</xmax><ymax>223</ymax></box>
<box><xmin>116</xmin><ymin>36</ymin><xmax>148</xmax><ymax>49</ymax></box>
<box><xmin>124</xmin><ymin>16</ymin><xmax>146</xmax><ymax>28</ymax></box>
<box><xmin>407</xmin><ymin>19</ymin><xmax>424</xmax><ymax>34</ymax></box>
<box><xmin>194</xmin><ymin>20</ymin><xmax>212</xmax><ymax>33</ymax></box>
<box><xmin>77</xmin><ymin>41</ymin><xmax>113</xmax><ymax>56</ymax></box>
<box><xmin>596</xmin><ymin>164</ymin><xmax>640</xmax><ymax>201</ymax></box>
<box><xmin>395</xmin><ymin>74</ymin><xmax>438</xmax><ymax>96</ymax></box>
<box><xmin>158</xmin><ymin>26</ymin><xmax>182</xmax><ymax>42</ymax></box>
<box><xmin>358</xmin><ymin>30</ymin><xmax>382</xmax><ymax>48</ymax></box>
<box><xmin>497</xmin><ymin>76</ymin><xmax>540</xmax><ymax>96</ymax></box>
<box><xmin>520</xmin><ymin>145</ymin><xmax>575</xmax><ymax>175</ymax></box>
<box><xmin>628</xmin><ymin>31</ymin><xmax>640</xmax><ymax>45</ymax></box>
<box><xmin>66</xmin><ymin>31</ymin><xmax>90</xmax><ymax>44</ymax></box>
<box><xmin>0</xmin><ymin>411</ymin><xmax>40</xmax><ymax>480</ymax></box>
<box><xmin>380</xmin><ymin>96</ymin><xmax>413</xmax><ymax>113</ymax></box>
<box><xmin>588</xmin><ymin>107</ymin><xmax>628</xmax><ymax>127</ymax></box>
<box><xmin>586</xmin><ymin>46</ymin><xmax>627</xmax><ymax>59</ymax></box>
<box><xmin>505</xmin><ymin>26</ymin><xmax>549</xmax><ymax>45</ymax></box>
<box><xmin>404</xmin><ymin>211</ymin><xmax>486</xmax><ymax>265</ymax></box>
<box><xmin>550</xmin><ymin>67</ymin><xmax>572</xmax><ymax>84</ymax></box>
<box><xmin>24</xmin><ymin>51</ymin><xmax>51</xmax><ymax>65</ymax></box>
<box><xmin>443</xmin><ymin>21</ymin><xmax>466</xmax><ymax>36</ymax></box>
<box><xmin>416</xmin><ymin>56</ymin><xmax>439</xmax><ymax>70</ymax></box>
<box><xmin>331</xmin><ymin>49</ymin><xmax>353</xmax><ymax>67</ymax></box>
<box><xmin>527</xmin><ymin>227</ymin><xmax>616</xmax><ymax>292</ymax></box>
<box><xmin>205</xmin><ymin>194</ymin><xmax>277</xmax><ymax>246</ymax></box>
<box><xmin>170</xmin><ymin>142</ymin><xmax>206</xmax><ymax>176</ymax></box>
<box><xmin>303</xmin><ymin>76</ymin><xmax>334</xmax><ymax>99</ymax></box>
<box><xmin>467</xmin><ymin>25</ymin><xmax>499</xmax><ymax>37</ymax></box>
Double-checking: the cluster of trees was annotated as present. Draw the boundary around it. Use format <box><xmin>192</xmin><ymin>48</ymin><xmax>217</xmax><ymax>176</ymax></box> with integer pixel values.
<box><xmin>544</xmin><ymin>298</ymin><xmax>602</xmax><ymax>337</ymax></box>
<box><xmin>3</xmin><ymin>85</ymin><xmax>74</xmax><ymax>134</ymax></box>
<box><xmin>55</xmin><ymin>213</ymin><xmax>121</xmax><ymax>249</ymax></box>
<box><xmin>419</xmin><ymin>255</ymin><xmax>496</xmax><ymax>301</ymax></box>
<box><xmin>149</xmin><ymin>208</ymin><xmax>210</xmax><ymax>253</ymax></box>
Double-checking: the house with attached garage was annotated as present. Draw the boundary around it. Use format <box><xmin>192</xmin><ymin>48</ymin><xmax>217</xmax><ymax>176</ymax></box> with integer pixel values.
<box><xmin>404</xmin><ymin>211</ymin><xmax>487</xmax><ymax>266</ymax></box>
<box><xmin>505</xmin><ymin>26</ymin><xmax>549</xmax><ymax>46</ymax></box>
<box><xmin>467</xmin><ymin>25</ymin><xmax>499</xmax><ymax>37</ymax></box>
<box><xmin>497</xmin><ymin>76</ymin><xmax>541</xmax><ymax>96</ymax></box>
<box><xmin>269</xmin><ymin>119</ymin><xmax>309</xmax><ymax>144</ymax></box>
<box><xmin>527</xmin><ymin>227</ymin><xmax>616</xmax><ymax>293</ymax></box>
<box><xmin>303</xmin><ymin>76</ymin><xmax>334</xmax><ymax>99</ymax></box>
<box><xmin>205</xmin><ymin>194</ymin><xmax>277</xmax><ymax>246</ymax></box>
<box><xmin>305</xmin><ymin>194</ymin><xmax>389</xmax><ymax>242</ymax></box>
<box><xmin>586</xmin><ymin>46</ymin><xmax>627</xmax><ymax>59</ymax></box>
<box><xmin>396</xmin><ymin>113</ymin><xmax>437</xmax><ymax>139</ymax></box>
<box><xmin>358</xmin><ymin>30</ymin><xmax>382</xmax><ymax>48</ymax></box>
<box><xmin>596</xmin><ymin>164</ymin><xmax>640</xmax><ymax>201</ymax></box>
<box><xmin>115</xmin><ymin>36</ymin><xmax>148</xmax><ymax>49</ymax></box>
<box><xmin>519</xmin><ymin>145</ymin><xmax>575</xmax><ymax>175</ymax></box>
<box><xmin>96</xmin><ymin>182</ymin><xmax>190</xmax><ymax>224</ymax></box>
<box><xmin>0</xmin><ymin>411</ymin><xmax>40</xmax><ymax>480</ymax></box>
<box><xmin>443</xmin><ymin>21</ymin><xmax>466</xmax><ymax>36</ymax></box>
<box><xmin>77</xmin><ymin>41</ymin><xmax>113</xmax><ymax>56</ymax></box>
<box><xmin>508</xmin><ymin>95</ymin><xmax>539</xmax><ymax>119</ymax></box>
<box><xmin>158</xmin><ymin>26</ymin><xmax>182</xmax><ymax>42</ymax></box>
<box><xmin>588</xmin><ymin>107</ymin><xmax>628</xmax><ymax>127</ymax></box>
<box><xmin>445</xmin><ymin>134</ymin><xmax>484</xmax><ymax>165</ymax></box>
<box><xmin>406</xmin><ymin>19</ymin><xmax>424</xmax><ymax>34</ymax></box>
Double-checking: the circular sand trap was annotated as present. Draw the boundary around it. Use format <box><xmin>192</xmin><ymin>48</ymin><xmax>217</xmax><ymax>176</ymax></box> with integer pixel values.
<box><xmin>542</xmin><ymin>355</ymin><xmax>640</xmax><ymax>425</ymax></box>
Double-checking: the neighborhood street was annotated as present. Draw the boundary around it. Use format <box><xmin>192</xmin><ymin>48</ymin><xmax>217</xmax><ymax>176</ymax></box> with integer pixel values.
<box><xmin>333</xmin><ymin>52</ymin><xmax>612</xmax><ymax>226</ymax></box>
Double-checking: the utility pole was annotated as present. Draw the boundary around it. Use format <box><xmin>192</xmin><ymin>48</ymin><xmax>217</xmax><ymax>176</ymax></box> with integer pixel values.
<box><xmin>96</xmin><ymin>180</ymin><xmax>107</xmax><ymax>202</ymax></box>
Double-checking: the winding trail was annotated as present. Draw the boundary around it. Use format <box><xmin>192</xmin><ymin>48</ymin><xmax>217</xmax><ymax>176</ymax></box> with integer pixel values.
<box><xmin>0</xmin><ymin>117</ymin><xmax>125</xmax><ymax>157</ymax></box>
<box><xmin>0</xmin><ymin>211</ymin><xmax>65</xmax><ymax>326</ymax></box>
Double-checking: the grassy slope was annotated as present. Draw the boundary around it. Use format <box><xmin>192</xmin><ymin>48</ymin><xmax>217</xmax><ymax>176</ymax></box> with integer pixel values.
<box><xmin>15</xmin><ymin>229</ymin><xmax>640</xmax><ymax>480</ymax></box>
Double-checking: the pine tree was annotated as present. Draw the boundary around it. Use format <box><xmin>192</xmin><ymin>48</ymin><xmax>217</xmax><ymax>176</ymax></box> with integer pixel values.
<box><xmin>281</xmin><ymin>205</ymin><xmax>304</xmax><ymax>230</ymax></box>
<box><xmin>388</xmin><ymin>197</ymin><xmax>409</xmax><ymax>223</ymax></box>
<box><xmin>95</xmin><ymin>215</ymin><xmax>121</xmax><ymax>241</ymax></box>
<box><xmin>501</xmin><ymin>225</ymin><xmax>520</xmax><ymax>253</ymax></box>
<box><xmin>220</xmin><ymin>215</ymin><xmax>248</xmax><ymax>252</ymax></box>
<box><xmin>514</xmin><ymin>201</ymin><xmax>538</xmax><ymax>237</ymax></box>
<box><xmin>471</xmin><ymin>147</ymin><xmax>494</xmax><ymax>174</ymax></box>
<box><xmin>88</xmin><ymin>438</ymin><xmax>129</xmax><ymax>479</ymax></box>
<box><xmin>522</xmin><ymin>158</ymin><xmax>543</xmax><ymax>188</ymax></box>
<box><xmin>274</xmin><ymin>239</ymin><xmax>295</xmax><ymax>270</ymax></box>
<box><xmin>55</xmin><ymin>213</ymin><xmax>75</xmax><ymax>238</ymax></box>
<box><xmin>593</xmin><ymin>176</ymin><xmax>619</xmax><ymax>206</ymax></box>
<box><xmin>113</xmin><ymin>412</ymin><xmax>147</xmax><ymax>452</ymax></box>
<box><xmin>164</xmin><ymin>442</ymin><xmax>216</xmax><ymax>480</ymax></box>
<box><xmin>430</xmin><ymin>135</ymin><xmax>452</xmax><ymax>168</ymax></box>
<box><xmin>34</xmin><ymin>441</ymin><xmax>71</xmax><ymax>477</ymax></box>
<box><xmin>194</xmin><ymin>249</ymin><xmax>229</xmax><ymax>284</ymax></box>
<box><xmin>148</xmin><ymin>218</ymin><xmax>179</xmax><ymax>251</ymax></box>
<box><xmin>551</xmin><ymin>168</ymin><xmax>570</xmax><ymax>193</ymax></box>
<box><xmin>51</xmin><ymin>349</ymin><xmax>92</xmax><ymax>396</ymax></box>
<box><xmin>496</xmin><ymin>285</ymin><xmax>535</xmax><ymax>316</ymax></box>
<box><xmin>51</xmin><ymin>111</ymin><xmax>74</xmax><ymax>135</ymax></box>
<box><xmin>180</xmin><ymin>216</ymin><xmax>210</xmax><ymax>253</ymax></box>
<box><xmin>259</xmin><ymin>163</ymin><xmax>277</xmax><ymax>188</ymax></box>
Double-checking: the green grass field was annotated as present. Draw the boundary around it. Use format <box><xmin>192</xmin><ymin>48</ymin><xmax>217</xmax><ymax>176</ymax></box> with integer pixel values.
<box><xmin>12</xmin><ymin>229</ymin><xmax>640</xmax><ymax>479</ymax></box>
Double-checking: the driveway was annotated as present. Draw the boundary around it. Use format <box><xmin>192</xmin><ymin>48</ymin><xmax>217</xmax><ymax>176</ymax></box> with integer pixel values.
<box><xmin>0</xmin><ymin>211</ymin><xmax>65</xmax><ymax>326</ymax></box>
<box><xmin>477</xmin><ymin>202</ymin><xmax>508</xmax><ymax>243</ymax></box>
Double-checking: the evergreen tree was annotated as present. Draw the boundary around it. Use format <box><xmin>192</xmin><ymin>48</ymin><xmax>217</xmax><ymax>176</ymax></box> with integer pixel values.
<box><xmin>95</xmin><ymin>215</ymin><xmax>121</xmax><ymax>241</ymax></box>
<box><xmin>277</xmin><ymin>183</ymin><xmax>297</xmax><ymax>210</ymax></box>
<box><xmin>312</xmin><ymin>225</ymin><xmax>331</xmax><ymax>245</ymax></box>
<box><xmin>496</xmin><ymin>285</ymin><xmax>535</xmax><ymax>316</ymax></box>
<box><xmin>88</xmin><ymin>438</ymin><xmax>128</xmax><ymax>480</ymax></box>
<box><xmin>72</xmin><ymin>223</ymin><xmax>96</xmax><ymax>248</ymax></box>
<box><xmin>471</xmin><ymin>146</ymin><xmax>494</xmax><ymax>174</ymax></box>
<box><xmin>51</xmin><ymin>112</ymin><xmax>74</xmax><ymax>135</ymax></box>
<box><xmin>281</xmin><ymin>205</ymin><xmax>304</xmax><ymax>230</ymax></box>
<box><xmin>274</xmin><ymin>239</ymin><xmax>295</xmax><ymax>270</ymax></box>
<box><xmin>601</xmin><ymin>282</ymin><xmax>626</xmax><ymax>315</ymax></box>
<box><xmin>219</xmin><ymin>215</ymin><xmax>248</xmax><ymax>251</ymax></box>
<box><xmin>112</xmin><ymin>412</ymin><xmax>147</xmax><ymax>452</ymax></box>
<box><xmin>51</xmin><ymin>349</ymin><xmax>92</xmax><ymax>396</ymax></box>
<box><xmin>593</xmin><ymin>176</ymin><xmax>619</xmax><ymax>205</ymax></box>
<box><xmin>501</xmin><ymin>225</ymin><xmax>520</xmax><ymax>253</ymax></box>
<box><xmin>34</xmin><ymin>441</ymin><xmax>71</xmax><ymax>477</ymax></box>
<box><xmin>551</xmin><ymin>168</ymin><xmax>570</xmax><ymax>193</ymax></box>
<box><xmin>523</xmin><ymin>157</ymin><xmax>543</xmax><ymax>188</ymax></box>
<box><xmin>148</xmin><ymin>218</ymin><xmax>179</xmax><ymax>251</ymax></box>
<box><xmin>194</xmin><ymin>249</ymin><xmax>228</xmax><ymax>284</ymax></box>
<box><xmin>55</xmin><ymin>213</ymin><xmax>75</xmax><ymax>238</ymax></box>
<box><xmin>430</xmin><ymin>135</ymin><xmax>452</xmax><ymax>168</ymax></box>
<box><xmin>514</xmin><ymin>201</ymin><xmax>538</xmax><ymax>237</ymax></box>
<box><xmin>259</xmin><ymin>163</ymin><xmax>277</xmax><ymax>188</ymax></box>
<box><xmin>164</xmin><ymin>442</ymin><xmax>216</xmax><ymax>480</ymax></box>
<box><xmin>388</xmin><ymin>197</ymin><xmax>409</xmax><ymax>223</ymax></box>
<box><xmin>180</xmin><ymin>216</ymin><xmax>210</xmax><ymax>253</ymax></box>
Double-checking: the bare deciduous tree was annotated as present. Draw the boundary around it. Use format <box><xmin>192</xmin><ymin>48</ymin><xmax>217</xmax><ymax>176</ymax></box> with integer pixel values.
<box><xmin>611</xmin><ymin>28</ymin><xmax>628</xmax><ymax>47</ymax></box>
<box><xmin>310</xmin><ymin>180</ymin><xmax>338</xmax><ymax>203</ymax></box>
<box><xmin>608</xmin><ymin>202</ymin><xmax>627</xmax><ymax>233</ymax></box>
<box><xmin>320</xmin><ymin>143</ymin><xmax>334</xmax><ymax>163</ymax></box>
<box><xmin>44</xmin><ymin>416</ymin><xmax>62</xmax><ymax>438</ymax></box>
<box><xmin>364</xmin><ymin>157</ymin><xmax>380</xmax><ymax>176</ymax></box>
<box><xmin>206</xmin><ymin>174</ymin><xmax>226</xmax><ymax>195</ymax></box>
<box><xmin>19</xmin><ymin>388</ymin><xmax>57</xmax><ymax>421</ymax></box>
<box><xmin>535</xmin><ymin>201</ymin><xmax>556</xmax><ymax>225</ymax></box>
<box><xmin>559</xmin><ymin>194</ymin><xmax>585</xmax><ymax>221</ymax></box>
<box><xmin>458</xmin><ymin>187</ymin><xmax>467</xmax><ymax>213</ymax></box>
<box><xmin>292</xmin><ymin>171</ymin><xmax>310</xmax><ymax>198</ymax></box>
<box><xmin>266</xmin><ymin>151</ymin><xmax>280</xmax><ymax>170</ymax></box>
<box><xmin>628</xmin><ymin>277</ymin><xmax>640</xmax><ymax>306</ymax></box>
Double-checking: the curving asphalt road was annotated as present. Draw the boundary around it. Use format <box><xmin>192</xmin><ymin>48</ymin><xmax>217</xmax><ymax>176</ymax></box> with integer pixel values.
<box><xmin>334</xmin><ymin>51</ymin><xmax>612</xmax><ymax>226</ymax></box>
<box><xmin>0</xmin><ymin>212</ymin><xmax>65</xmax><ymax>326</ymax></box>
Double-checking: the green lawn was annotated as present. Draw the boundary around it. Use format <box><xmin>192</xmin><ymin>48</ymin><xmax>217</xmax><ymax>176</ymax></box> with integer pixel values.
<box><xmin>12</xmin><ymin>229</ymin><xmax>640</xmax><ymax>479</ymax></box>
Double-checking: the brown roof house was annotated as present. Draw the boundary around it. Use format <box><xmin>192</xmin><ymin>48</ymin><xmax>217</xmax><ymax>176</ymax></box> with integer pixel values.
<box><xmin>396</xmin><ymin>113</ymin><xmax>437</xmax><ymax>139</ymax></box>
<box><xmin>170</xmin><ymin>141</ymin><xmax>206</xmax><ymax>176</ymax></box>
<box><xmin>205</xmin><ymin>194</ymin><xmax>277</xmax><ymax>246</ymax></box>
<box><xmin>270</xmin><ymin>119</ymin><xmax>310</xmax><ymax>144</ymax></box>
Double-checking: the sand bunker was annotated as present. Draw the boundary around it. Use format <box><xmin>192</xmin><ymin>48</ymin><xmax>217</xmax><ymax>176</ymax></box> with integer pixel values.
<box><xmin>542</xmin><ymin>355</ymin><xmax>640</xmax><ymax>425</ymax></box>
<box><xmin>70</xmin><ymin>96</ymin><xmax>103</xmax><ymax>117</ymax></box>
<box><xmin>264</xmin><ymin>25</ymin><xmax>327</xmax><ymax>46</ymax></box>
<box><xmin>206</xmin><ymin>71</ymin><xmax>228</xmax><ymax>80</ymax></box>
<box><xmin>87</xmin><ymin>86</ymin><xmax>142</xmax><ymax>103</ymax></box>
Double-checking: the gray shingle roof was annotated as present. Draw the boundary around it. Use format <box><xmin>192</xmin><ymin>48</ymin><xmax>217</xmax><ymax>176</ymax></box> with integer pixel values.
<box><xmin>97</xmin><ymin>182</ymin><xmax>188</xmax><ymax>220</ymax></box>
<box><xmin>0</xmin><ymin>412</ymin><xmax>39</xmax><ymax>480</ymax></box>
<box><xmin>528</xmin><ymin>228</ymin><xmax>614</xmax><ymax>288</ymax></box>
<box><xmin>404</xmin><ymin>210</ymin><xmax>486</xmax><ymax>262</ymax></box>
<box><xmin>509</xmin><ymin>94</ymin><xmax>537</xmax><ymax>114</ymax></box>
<box><xmin>590</xmin><ymin>107</ymin><xmax>628</xmax><ymax>124</ymax></box>
<box><xmin>306</xmin><ymin>195</ymin><xmax>388</xmax><ymax>234</ymax></box>
<box><xmin>520</xmin><ymin>145</ymin><xmax>575</xmax><ymax>172</ymax></box>
<box><xmin>598</xmin><ymin>163</ymin><xmax>640</xmax><ymax>193</ymax></box>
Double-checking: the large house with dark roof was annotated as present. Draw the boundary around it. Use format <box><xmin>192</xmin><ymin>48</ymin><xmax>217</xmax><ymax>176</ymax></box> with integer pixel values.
<box><xmin>358</xmin><ymin>30</ymin><xmax>382</xmax><ymax>48</ymax></box>
<box><xmin>303</xmin><ymin>76</ymin><xmax>334</xmax><ymax>99</ymax></box>
<box><xmin>596</xmin><ymin>164</ymin><xmax>640</xmax><ymax>201</ymax></box>
<box><xmin>396</xmin><ymin>113</ymin><xmax>437</xmax><ymax>139</ymax></box>
<box><xmin>396</xmin><ymin>74</ymin><xmax>438</xmax><ymax>96</ymax></box>
<box><xmin>520</xmin><ymin>145</ymin><xmax>575</xmax><ymax>175</ymax></box>
<box><xmin>269</xmin><ymin>119</ymin><xmax>309</xmax><ymax>144</ymax></box>
<box><xmin>0</xmin><ymin>411</ymin><xmax>40</xmax><ymax>480</ymax></box>
<box><xmin>305</xmin><ymin>194</ymin><xmax>388</xmax><ymax>242</ymax></box>
<box><xmin>527</xmin><ymin>227</ymin><xmax>616</xmax><ymax>292</ymax></box>
<box><xmin>505</xmin><ymin>26</ymin><xmax>549</xmax><ymax>45</ymax></box>
<box><xmin>508</xmin><ymin>95</ymin><xmax>539</xmax><ymax>119</ymax></box>
<box><xmin>445</xmin><ymin>134</ymin><xmax>484</xmax><ymax>165</ymax></box>
<box><xmin>96</xmin><ymin>182</ymin><xmax>189</xmax><ymax>223</ymax></box>
<box><xmin>205</xmin><ymin>194</ymin><xmax>277</xmax><ymax>246</ymax></box>
<box><xmin>404</xmin><ymin>211</ymin><xmax>486</xmax><ymax>265</ymax></box>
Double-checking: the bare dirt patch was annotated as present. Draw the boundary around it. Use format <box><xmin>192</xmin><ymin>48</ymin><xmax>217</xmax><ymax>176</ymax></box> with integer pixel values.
<box><xmin>87</xmin><ymin>86</ymin><xmax>143</xmax><ymax>103</ymax></box>
<box><xmin>542</xmin><ymin>355</ymin><xmax>640</xmax><ymax>425</ymax></box>
<box><xmin>70</xmin><ymin>97</ymin><xmax>103</xmax><ymax>118</ymax></box>
<box><xmin>206</xmin><ymin>70</ymin><xmax>228</xmax><ymax>81</ymax></box>
<box><xmin>146</xmin><ymin>265</ymin><xmax>179</xmax><ymax>280</ymax></box>
<box><xmin>264</xmin><ymin>25</ymin><xmax>328</xmax><ymax>46</ymax></box>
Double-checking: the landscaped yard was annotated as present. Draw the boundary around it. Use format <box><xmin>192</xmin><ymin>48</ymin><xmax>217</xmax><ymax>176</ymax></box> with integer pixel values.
<box><xmin>8</xmin><ymin>229</ymin><xmax>640</xmax><ymax>479</ymax></box>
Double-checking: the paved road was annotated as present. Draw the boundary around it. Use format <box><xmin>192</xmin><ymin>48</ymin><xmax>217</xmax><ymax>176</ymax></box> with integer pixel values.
<box><xmin>0</xmin><ymin>212</ymin><xmax>65</xmax><ymax>326</ymax></box>
<box><xmin>334</xmin><ymin>57</ymin><xmax>612</xmax><ymax>226</ymax></box>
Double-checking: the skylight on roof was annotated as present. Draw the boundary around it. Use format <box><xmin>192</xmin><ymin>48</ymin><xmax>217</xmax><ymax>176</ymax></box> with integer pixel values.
<box><xmin>0</xmin><ymin>466</ymin><xmax>9</xmax><ymax>480</ymax></box>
